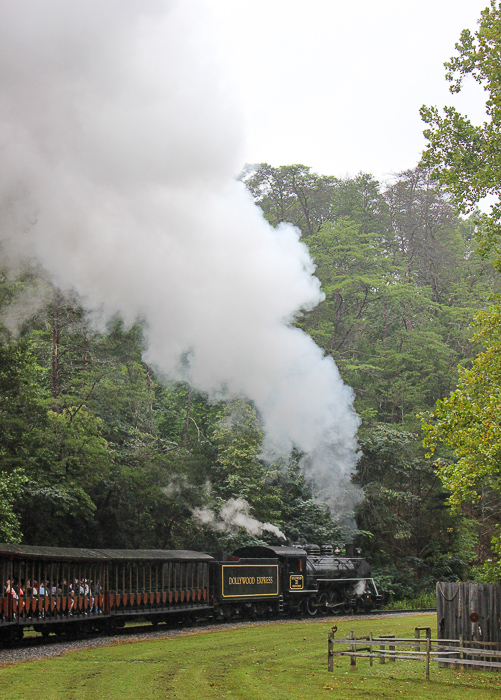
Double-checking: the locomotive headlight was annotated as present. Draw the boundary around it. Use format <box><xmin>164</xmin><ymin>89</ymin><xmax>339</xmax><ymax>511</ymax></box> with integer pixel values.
<box><xmin>355</xmin><ymin>548</ymin><xmax>362</xmax><ymax>556</ymax></box>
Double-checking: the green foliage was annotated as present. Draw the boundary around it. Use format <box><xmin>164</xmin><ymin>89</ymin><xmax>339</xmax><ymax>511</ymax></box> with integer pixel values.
<box><xmin>423</xmin><ymin>305</ymin><xmax>501</xmax><ymax>506</ymax></box>
<box><xmin>420</xmin><ymin>0</ymin><xmax>501</xmax><ymax>269</ymax></box>
<box><xmin>0</xmin><ymin>469</ymin><xmax>28</xmax><ymax>543</ymax></box>
<box><xmin>381</xmin><ymin>590</ymin><xmax>437</xmax><ymax>610</ymax></box>
<box><xmin>270</xmin><ymin>166</ymin><xmax>498</xmax><ymax>428</ymax></box>
<box><xmin>422</xmin><ymin>305</ymin><xmax>501</xmax><ymax>575</ymax></box>
<box><xmin>239</xmin><ymin>163</ymin><xmax>340</xmax><ymax>236</ymax></box>
<box><xmin>419</xmin><ymin>3</ymin><xmax>501</xmax><ymax>576</ymax></box>
<box><xmin>355</xmin><ymin>424</ymin><xmax>470</xmax><ymax>587</ymax></box>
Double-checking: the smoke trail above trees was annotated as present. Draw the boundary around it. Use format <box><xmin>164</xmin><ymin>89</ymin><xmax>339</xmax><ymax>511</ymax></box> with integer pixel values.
<box><xmin>0</xmin><ymin>0</ymin><xmax>359</xmax><ymax>507</ymax></box>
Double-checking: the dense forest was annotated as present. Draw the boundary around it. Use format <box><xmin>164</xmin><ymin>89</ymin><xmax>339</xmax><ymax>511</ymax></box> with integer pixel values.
<box><xmin>1</xmin><ymin>162</ymin><xmax>498</xmax><ymax>600</ymax></box>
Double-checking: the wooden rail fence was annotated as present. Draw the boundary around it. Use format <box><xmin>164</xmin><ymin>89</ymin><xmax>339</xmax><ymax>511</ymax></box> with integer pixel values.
<box><xmin>327</xmin><ymin>625</ymin><xmax>501</xmax><ymax>679</ymax></box>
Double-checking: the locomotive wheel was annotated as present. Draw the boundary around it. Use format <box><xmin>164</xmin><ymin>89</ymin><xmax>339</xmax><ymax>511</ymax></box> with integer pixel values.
<box><xmin>306</xmin><ymin>596</ymin><xmax>318</xmax><ymax>616</ymax></box>
<box><xmin>327</xmin><ymin>591</ymin><xmax>338</xmax><ymax>613</ymax></box>
<box><xmin>318</xmin><ymin>592</ymin><xmax>329</xmax><ymax>616</ymax></box>
<box><xmin>341</xmin><ymin>599</ymin><xmax>353</xmax><ymax>614</ymax></box>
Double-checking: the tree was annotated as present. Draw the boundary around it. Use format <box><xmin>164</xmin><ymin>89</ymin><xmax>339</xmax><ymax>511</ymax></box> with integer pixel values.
<box><xmin>239</xmin><ymin>163</ymin><xmax>340</xmax><ymax>236</ymax></box>
<box><xmin>422</xmin><ymin>307</ymin><xmax>501</xmax><ymax>577</ymax></box>
<box><xmin>420</xmin><ymin>0</ymin><xmax>501</xmax><ymax>269</ymax></box>
<box><xmin>355</xmin><ymin>424</ymin><xmax>471</xmax><ymax>596</ymax></box>
<box><xmin>420</xmin><ymin>2</ymin><xmax>501</xmax><ymax>576</ymax></box>
<box><xmin>0</xmin><ymin>469</ymin><xmax>28</xmax><ymax>543</ymax></box>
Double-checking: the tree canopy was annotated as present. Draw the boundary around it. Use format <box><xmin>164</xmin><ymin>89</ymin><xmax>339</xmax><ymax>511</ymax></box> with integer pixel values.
<box><xmin>420</xmin><ymin>0</ymin><xmax>501</xmax><ymax>269</ymax></box>
<box><xmin>420</xmin><ymin>0</ymin><xmax>501</xmax><ymax>578</ymax></box>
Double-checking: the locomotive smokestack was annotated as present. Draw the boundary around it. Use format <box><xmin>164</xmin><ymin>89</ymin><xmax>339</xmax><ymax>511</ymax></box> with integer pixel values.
<box><xmin>344</xmin><ymin>543</ymin><xmax>355</xmax><ymax>558</ymax></box>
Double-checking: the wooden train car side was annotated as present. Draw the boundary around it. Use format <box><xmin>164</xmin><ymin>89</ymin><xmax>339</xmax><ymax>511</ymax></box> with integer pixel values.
<box><xmin>0</xmin><ymin>544</ymin><xmax>213</xmax><ymax>642</ymax></box>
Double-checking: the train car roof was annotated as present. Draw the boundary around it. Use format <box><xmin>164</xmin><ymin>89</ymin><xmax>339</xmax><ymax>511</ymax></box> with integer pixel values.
<box><xmin>232</xmin><ymin>545</ymin><xmax>306</xmax><ymax>559</ymax></box>
<box><xmin>0</xmin><ymin>544</ymin><xmax>108</xmax><ymax>561</ymax></box>
<box><xmin>0</xmin><ymin>544</ymin><xmax>213</xmax><ymax>562</ymax></box>
<box><xmin>98</xmin><ymin>549</ymin><xmax>213</xmax><ymax>562</ymax></box>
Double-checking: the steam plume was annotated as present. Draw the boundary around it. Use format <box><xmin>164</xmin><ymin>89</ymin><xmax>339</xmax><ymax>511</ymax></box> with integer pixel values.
<box><xmin>194</xmin><ymin>499</ymin><xmax>286</xmax><ymax>540</ymax></box>
<box><xmin>0</xmin><ymin>1</ymin><xmax>359</xmax><ymax>512</ymax></box>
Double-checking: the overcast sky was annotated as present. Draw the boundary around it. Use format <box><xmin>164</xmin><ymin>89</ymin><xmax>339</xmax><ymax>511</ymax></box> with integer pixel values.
<box><xmin>205</xmin><ymin>0</ymin><xmax>489</xmax><ymax>182</ymax></box>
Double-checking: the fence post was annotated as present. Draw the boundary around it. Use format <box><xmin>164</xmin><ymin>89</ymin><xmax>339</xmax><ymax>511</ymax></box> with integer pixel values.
<box><xmin>379</xmin><ymin>639</ymin><xmax>385</xmax><ymax>664</ymax></box>
<box><xmin>459</xmin><ymin>634</ymin><xmax>464</xmax><ymax>675</ymax></box>
<box><xmin>369</xmin><ymin>631</ymin><xmax>373</xmax><ymax>667</ymax></box>
<box><xmin>425</xmin><ymin>636</ymin><xmax>431</xmax><ymax>681</ymax></box>
<box><xmin>381</xmin><ymin>634</ymin><xmax>395</xmax><ymax>662</ymax></box>
<box><xmin>350</xmin><ymin>630</ymin><xmax>356</xmax><ymax>671</ymax></box>
<box><xmin>328</xmin><ymin>627</ymin><xmax>335</xmax><ymax>672</ymax></box>
<box><xmin>414</xmin><ymin>627</ymin><xmax>420</xmax><ymax>653</ymax></box>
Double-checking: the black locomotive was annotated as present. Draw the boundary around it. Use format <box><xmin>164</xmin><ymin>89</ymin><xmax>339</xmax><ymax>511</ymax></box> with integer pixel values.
<box><xmin>0</xmin><ymin>542</ymin><xmax>380</xmax><ymax>643</ymax></box>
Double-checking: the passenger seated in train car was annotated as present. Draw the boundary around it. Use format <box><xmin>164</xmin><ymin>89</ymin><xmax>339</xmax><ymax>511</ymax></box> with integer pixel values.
<box><xmin>88</xmin><ymin>579</ymin><xmax>95</xmax><ymax>612</ymax></box>
<box><xmin>92</xmin><ymin>579</ymin><xmax>102</xmax><ymax>611</ymax></box>
<box><xmin>49</xmin><ymin>581</ymin><xmax>57</xmax><ymax>610</ymax></box>
<box><xmin>60</xmin><ymin>578</ymin><xmax>70</xmax><ymax>615</ymax></box>
<box><xmin>92</xmin><ymin>579</ymin><xmax>102</xmax><ymax>612</ymax></box>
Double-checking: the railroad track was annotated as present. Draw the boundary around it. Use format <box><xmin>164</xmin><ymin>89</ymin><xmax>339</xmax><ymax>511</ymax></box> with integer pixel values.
<box><xmin>0</xmin><ymin>609</ymin><xmax>436</xmax><ymax>667</ymax></box>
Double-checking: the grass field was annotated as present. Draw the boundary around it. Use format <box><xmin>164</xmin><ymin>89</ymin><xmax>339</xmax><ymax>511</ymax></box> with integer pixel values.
<box><xmin>0</xmin><ymin>614</ymin><xmax>500</xmax><ymax>699</ymax></box>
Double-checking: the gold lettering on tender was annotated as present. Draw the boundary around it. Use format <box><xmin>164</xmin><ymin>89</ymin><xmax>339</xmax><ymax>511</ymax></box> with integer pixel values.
<box><xmin>227</xmin><ymin>574</ymin><xmax>275</xmax><ymax>586</ymax></box>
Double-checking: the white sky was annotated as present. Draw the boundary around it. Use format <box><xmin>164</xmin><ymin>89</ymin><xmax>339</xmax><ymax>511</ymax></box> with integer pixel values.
<box><xmin>205</xmin><ymin>0</ymin><xmax>489</xmax><ymax>182</ymax></box>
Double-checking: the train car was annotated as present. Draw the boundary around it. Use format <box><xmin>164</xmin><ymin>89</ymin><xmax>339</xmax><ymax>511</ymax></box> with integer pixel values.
<box><xmin>101</xmin><ymin>549</ymin><xmax>213</xmax><ymax>626</ymax></box>
<box><xmin>0</xmin><ymin>544</ymin><xmax>213</xmax><ymax>642</ymax></box>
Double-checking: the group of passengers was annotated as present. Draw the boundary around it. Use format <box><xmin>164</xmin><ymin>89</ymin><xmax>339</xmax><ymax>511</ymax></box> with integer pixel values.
<box><xmin>3</xmin><ymin>578</ymin><xmax>102</xmax><ymax>616</ymax></box>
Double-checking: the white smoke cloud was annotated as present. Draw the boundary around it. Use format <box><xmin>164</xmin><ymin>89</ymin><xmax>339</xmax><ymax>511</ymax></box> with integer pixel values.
<box><xmin>194</xmin><ymin>498</ymin><xmax>286</xmax><ymax>540</ymax></box>
<box><xmin>0</xmin><ymin>1</ymin><xmax>359</xmax><ymax>509</ymax></box>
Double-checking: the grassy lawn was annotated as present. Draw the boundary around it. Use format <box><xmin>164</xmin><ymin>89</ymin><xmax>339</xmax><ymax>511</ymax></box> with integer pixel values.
<box><xmin>1</xmin><ymin>614</ymin><xmax>500</xmax><ymax>699</ymax></box>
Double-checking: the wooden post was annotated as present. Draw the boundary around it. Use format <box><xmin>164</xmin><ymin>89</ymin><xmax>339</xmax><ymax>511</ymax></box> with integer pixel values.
<box><xmin>369</xmin><ymin>632</ymin><xmax>373</xmax><ymax>667</ymax></box>
<box><xmin>459</xmin><ymin>634</ymin><xmax>464</xmax><ymax>675</ymax></box>
<box><xmin>328</xmin><ymin>628</ymin><xmax>334</xmax><ymax>672</ymax></box>
<box><xmin>350</xmin><ymin>631</ymin><xmax>356</xmax><ymax>671</ymax></box>
<box><xmin>414</xmin><ymin>627</ymin><xmax>420</xmax><ymax>653</ymax></box>
<box><xmin>379</xmin><ymin>640</ymin><xmax>385</xmax><ymax>664</ymax></box>
<box><xmin>381</xmin><ymin>634</ymin><xmax>396</xmax><ymax>662</ymax></box>
<box><xmin>425</xmin><ymin>636</ymin><xmax>431</xmax><ymax>680</ymax></box>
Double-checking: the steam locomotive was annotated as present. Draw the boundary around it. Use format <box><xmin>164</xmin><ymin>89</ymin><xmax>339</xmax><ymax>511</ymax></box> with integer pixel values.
<box><xmin>0</xmin><ymin>542</ymin><xmax>380</xmax><ymax>643</ymax></box>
